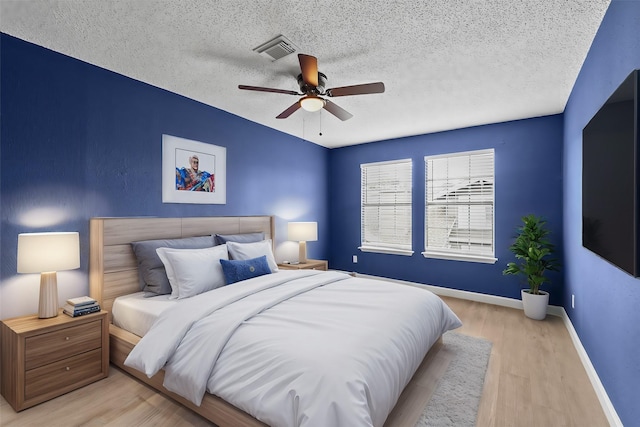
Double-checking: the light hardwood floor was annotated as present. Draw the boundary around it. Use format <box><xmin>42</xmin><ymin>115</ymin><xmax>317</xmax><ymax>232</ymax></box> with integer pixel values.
<box><xmin>0</xmin><ymin>298</ymin><xmax>610</xmax><ymax>427</ymax></box>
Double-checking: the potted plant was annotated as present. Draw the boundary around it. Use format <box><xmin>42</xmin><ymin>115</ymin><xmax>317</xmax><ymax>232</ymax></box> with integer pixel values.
<box><xmin>503</xmin><ymin>214</ymin><xmax>560</xmax><ymax>320</ymax></box>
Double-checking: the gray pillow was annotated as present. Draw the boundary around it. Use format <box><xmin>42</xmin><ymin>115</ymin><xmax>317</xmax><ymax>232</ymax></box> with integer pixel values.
<box><xmin>131</xmin><ymin>235</ymin><xmax>215</xmax><ymax>296</ymax></box>
<box><xmin>214</xmin><ymin>232</ymin><xmax>265</xmax><ymax>246</ymax></box>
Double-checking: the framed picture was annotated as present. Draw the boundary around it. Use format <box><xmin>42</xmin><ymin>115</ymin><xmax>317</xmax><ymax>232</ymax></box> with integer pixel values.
<box><xmin>162</xmin><ymin>134</ymin><xmax>226</xmax><ymax>204</ymax></box>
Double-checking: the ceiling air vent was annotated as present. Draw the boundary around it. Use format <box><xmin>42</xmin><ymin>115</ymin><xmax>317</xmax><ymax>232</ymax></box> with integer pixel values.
<box><xmin>253</xmin><ymin>35</ymin><xmax>298</xmax><ymax>61</ymax></box>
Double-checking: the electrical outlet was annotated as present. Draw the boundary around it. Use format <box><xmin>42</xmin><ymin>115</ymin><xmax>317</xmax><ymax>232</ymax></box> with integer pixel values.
<box><xmin>572</xmin><ymin>294</ymin><xmax>575</xmax><ymax>309</ymax></box>
<box><xmin>352</xmin><ymin>255</ymin><xmax>358</xmax><ymax>263</ymax></box>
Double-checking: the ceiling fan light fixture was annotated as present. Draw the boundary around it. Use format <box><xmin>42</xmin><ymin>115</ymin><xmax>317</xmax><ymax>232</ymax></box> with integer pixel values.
<box><xmin>300</xmin><ymin>96</ymin><xmax>325</xmax><ymax>112</ymax></box>
<box><xmin>239</xmin><ymin>53</ymin><xmax>384</xmax><ymax>121</ymax></box>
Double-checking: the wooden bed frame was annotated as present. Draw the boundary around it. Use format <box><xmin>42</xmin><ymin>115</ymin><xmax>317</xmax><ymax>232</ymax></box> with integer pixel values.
<box><xmin>89</xmin><ymin>215</ymin><xmax>442</xmax><ymax>427</ymax></box>
<box><xmin>89</xmin><ymin>216</ymin><xmax>273</xmax><ymax>426</ymax></box>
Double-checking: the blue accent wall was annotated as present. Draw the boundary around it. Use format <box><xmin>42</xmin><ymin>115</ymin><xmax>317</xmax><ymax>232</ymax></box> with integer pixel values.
<box><xmin>563</xmin><ymin>1</ymin><xmax>640</xmax><ymax>424</ymax></box>
<box><xmin>0</xmin><ymin>34</ymin><xmax>329</xmax><ymax>318</ymax></box>
<box><xmin>328</xmin><ymin>115</ymin><xmax>564</xmax><ymax>305</ymax></box>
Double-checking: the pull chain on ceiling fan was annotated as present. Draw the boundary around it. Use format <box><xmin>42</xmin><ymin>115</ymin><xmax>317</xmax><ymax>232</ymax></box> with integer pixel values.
<box><xmin>238</xmin><ymin>54</ymin><xmax>385</xmax><ymax>121</ymax></box>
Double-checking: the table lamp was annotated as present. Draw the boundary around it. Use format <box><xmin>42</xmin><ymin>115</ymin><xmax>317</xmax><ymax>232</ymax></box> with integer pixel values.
<box><xmin>17</xmin><ymin>232</ymin><xmax>80</xmax><ymax>318</ymax></box>
<box><xmin>288</xmin><ymin>222</ymin><xmax>318</xmax><ymax>264</ymax></box>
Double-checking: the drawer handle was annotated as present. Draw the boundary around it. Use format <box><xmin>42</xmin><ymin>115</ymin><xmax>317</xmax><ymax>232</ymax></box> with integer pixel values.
<box><xmin>65</xmin><ymin>337</ymin><xmax>70</xmax><ymax>341</ymax></box>
<box><xmin>65</xmin><ymin>367</ymin><xmax>70</xmax><ymax>371</ymax></box>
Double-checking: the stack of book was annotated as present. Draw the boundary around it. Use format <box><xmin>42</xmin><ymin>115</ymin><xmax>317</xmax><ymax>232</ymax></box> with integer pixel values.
<box><xmin>63</xmin><ymin>296</ymin><xmax>101</xmax><ymax>317</ymax></box>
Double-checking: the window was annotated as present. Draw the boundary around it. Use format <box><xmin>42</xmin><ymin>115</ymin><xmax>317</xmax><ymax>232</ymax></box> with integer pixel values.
<box><xmin>360</xmin><ymin>159</ymin><xmax>413</xmax><ymax>255</ymax></box>
<box><xmin>424</xmin><ymin>149</ymin><xmax>496</xmax><ymax>263</ymax></box>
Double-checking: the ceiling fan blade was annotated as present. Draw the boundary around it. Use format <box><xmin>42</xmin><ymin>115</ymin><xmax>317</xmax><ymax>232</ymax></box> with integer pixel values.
<box><xmin>276</xmin><ymin>101</ymin><xmax>302</xmax><ymax>119</ymax></box>
<box><xmin>323</xmin><ymin>100</ymin><xmax>353</xmax><ymax>121</ymax></box>
<box><xmin>238</xmin><ymin>85</ymin><xmax>300</xmax><ymax>96</ymax></box>
<box><xmin>298</xmin><ymin>54</ymin><xmax>319</xmax><ymax>87</ymax></box>
<box><xmin>326</xmin><ymin>82</ymin><xmax>385</xmax><ymax>97</ymax></box>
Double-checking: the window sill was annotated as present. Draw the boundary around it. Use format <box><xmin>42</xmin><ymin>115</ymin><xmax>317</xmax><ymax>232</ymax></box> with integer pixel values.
<box><xmin>421</xmin><ymin>250</ymin><xmax>497</xmax><ymax>264</ymax></box>
<box><xmin>359</xmin><ymin>246</ymin><xmax>414</xmax><ymax>256</ymax></box>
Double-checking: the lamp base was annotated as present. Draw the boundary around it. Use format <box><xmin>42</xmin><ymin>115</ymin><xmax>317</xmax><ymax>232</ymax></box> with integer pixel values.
<box><xmin>299</xmin><ymin>241</ymin><xmax>308</xmax><ymax>264</ymax></box>
<box><xmin>38</xmin><ymin>271</ymin><xmax>59</xmax><ymax>319</ymax></box>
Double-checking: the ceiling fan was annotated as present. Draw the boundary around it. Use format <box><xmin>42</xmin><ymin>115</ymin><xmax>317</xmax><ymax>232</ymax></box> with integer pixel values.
<box><xmin>238</xmin><ymin>54</ymin><xmax>385</xmax><ymax>121</ymax></box>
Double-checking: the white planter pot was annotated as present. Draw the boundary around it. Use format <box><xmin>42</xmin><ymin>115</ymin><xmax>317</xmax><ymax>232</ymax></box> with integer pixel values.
<box><xmin>521</xmin><ymin>289</ymin><xmax>549</xmax><ymax>320</ymax></box>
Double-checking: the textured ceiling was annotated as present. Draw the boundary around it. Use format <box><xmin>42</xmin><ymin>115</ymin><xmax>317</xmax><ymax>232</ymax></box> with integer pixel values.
<box><xmin>0</xmin><ymin>0</ymin><xmax>610</xmax><ymax>148</ymax></box>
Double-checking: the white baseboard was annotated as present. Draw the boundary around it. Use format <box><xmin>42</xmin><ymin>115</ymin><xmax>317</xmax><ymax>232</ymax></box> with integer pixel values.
<box><xmin>558</xmin><ymin>309</ymin><xmax>623</xmax><ymax>427</ymax></box>
<box><xmin>351</xmin><ymin>272</ymin><xmax>621</xmax><ymax>426</ymax></box>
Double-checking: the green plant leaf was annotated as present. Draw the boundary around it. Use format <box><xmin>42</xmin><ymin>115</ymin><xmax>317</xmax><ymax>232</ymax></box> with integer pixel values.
<box><xmin>502</xmin><ymin>214</ymin><xmax>561</xmax><ymax>294</ymax></box>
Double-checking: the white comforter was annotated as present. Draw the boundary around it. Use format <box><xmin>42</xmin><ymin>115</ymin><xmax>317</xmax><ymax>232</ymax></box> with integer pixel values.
<box><xmin>125</xmin><ymin>270</ymin><xmax>462</xmax><ymax>427</ymax></box>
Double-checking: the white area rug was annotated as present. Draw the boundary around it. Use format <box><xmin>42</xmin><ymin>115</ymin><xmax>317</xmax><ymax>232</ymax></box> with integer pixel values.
<box><xmin>415</xmin><ymin>332</ymin><xmax>492</xmax><ymax>427</ymax></box>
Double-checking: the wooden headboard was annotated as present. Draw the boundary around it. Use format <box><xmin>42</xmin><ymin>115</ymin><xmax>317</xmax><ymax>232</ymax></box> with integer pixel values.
<box><xmin>89</xmin><ymin>216</ymin><xmax>275</xmax><ymax>315</ymax></box>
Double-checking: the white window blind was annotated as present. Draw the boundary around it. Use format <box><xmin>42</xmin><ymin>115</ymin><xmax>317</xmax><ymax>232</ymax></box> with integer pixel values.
<box><xmin>423</xmin><ymin>149</ymin><xmax>496</xmax><ymax>264</ymax></box>
<box><xmin>360</xmin><ymin>159</ymin><xmax>413</xmax><ymax>255</ymax></box>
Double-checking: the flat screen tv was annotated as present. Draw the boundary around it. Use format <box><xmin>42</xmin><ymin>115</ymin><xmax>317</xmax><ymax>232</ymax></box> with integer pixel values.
<box><xmin>583</xmin><ymin>69</ymin><xmax>639</xmax><ymax>277</ymax></box>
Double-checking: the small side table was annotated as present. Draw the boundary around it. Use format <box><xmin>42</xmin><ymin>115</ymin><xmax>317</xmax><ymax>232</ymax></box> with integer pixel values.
<box><xmin>278</xmin><ymin>259</ymin><xmax>328</xmax><ymax>271</ymax></box>
<box><xmin>0</xmin><ymin>309</ymin><xmax>109</xmax><ymax>411</ymax></box>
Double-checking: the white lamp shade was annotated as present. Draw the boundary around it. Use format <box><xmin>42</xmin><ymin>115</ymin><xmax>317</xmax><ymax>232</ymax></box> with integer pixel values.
<box><xmin>300</xmin><ymin>96</ymin><xmax>325</xmax><ymax>112</ymax></box>
<box><xmin>17</xmin><ymin>232</ymin><xmax>80</xmax><ymax>273</ymax></box>
<box><xmin>288</xmin><ymin>222</ymin><xmax>318</xmax><ymax>242</ymax></box>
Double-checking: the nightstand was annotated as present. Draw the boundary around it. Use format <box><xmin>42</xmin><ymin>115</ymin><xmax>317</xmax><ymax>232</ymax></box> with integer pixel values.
<box><xmin>278</xmin><ymin>259</ymin><xmax>328</xmax><ymax>271</ymax></box>
<box><xmin>0</xmin><ymin>310</ymin><xmax>109</xmax><ymax>411</ymax></box>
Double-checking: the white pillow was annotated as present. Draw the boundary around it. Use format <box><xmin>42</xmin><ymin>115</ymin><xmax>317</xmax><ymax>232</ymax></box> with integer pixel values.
<box><xmin>156</xmin><ymin>244</ymin><xmax>228</xmax><ymax>299</ymax></box>
<box><xmin>226</xmin><ymin>239</ymin><xmax>279</xmax><ymax>272</ymax></box>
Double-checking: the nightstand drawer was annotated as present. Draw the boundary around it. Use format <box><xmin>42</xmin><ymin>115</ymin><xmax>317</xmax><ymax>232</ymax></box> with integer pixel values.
<box><xmin>25</xmin><ymin>320</ymin><xmax>102</xmax><ymax>370</ymax></box>
<box><xmin>24</xmin><ymin>348</ymin><xmax>102</xmax><ymax>401</ymax></box>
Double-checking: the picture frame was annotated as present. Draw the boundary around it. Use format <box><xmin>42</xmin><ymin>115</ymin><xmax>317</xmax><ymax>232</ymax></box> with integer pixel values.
<box><xmin>162</xmin><ymin>134</ymin><xmax>227</xmax><ymax>204</ymax></box>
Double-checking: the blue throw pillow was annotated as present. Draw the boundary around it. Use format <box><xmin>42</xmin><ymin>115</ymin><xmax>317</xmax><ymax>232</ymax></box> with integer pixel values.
<box><xmin>220</xmin><ymin>255</ymin><xmax>271</xmax><ymax>285</ymax></box>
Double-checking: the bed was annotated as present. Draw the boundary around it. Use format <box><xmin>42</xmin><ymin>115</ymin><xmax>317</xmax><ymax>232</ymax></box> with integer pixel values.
<box><xmin>89</xmin><ymin>216</ymin><xmax>461</xmax><ymax>427</ymax></box>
